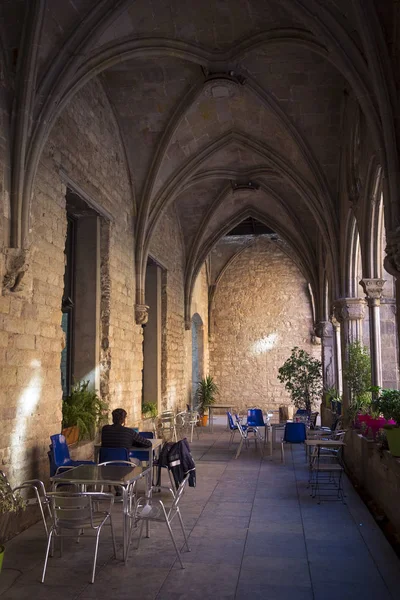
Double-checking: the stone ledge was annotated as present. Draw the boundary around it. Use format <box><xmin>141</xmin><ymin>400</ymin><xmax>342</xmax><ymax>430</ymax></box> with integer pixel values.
<box><xmin>344</xmin><ymin>429</ymin><xmax>400</xmax><ymax>536</ymax></box>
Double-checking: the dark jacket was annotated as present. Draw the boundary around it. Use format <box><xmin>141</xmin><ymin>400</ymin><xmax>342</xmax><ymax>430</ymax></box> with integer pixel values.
<box><xmin>156</xmin><ymin>438</ymin><xmax>196</xmax><ymax>489</ymax></box>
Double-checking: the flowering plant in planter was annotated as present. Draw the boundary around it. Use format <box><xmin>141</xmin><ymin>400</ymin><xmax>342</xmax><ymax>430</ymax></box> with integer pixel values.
<box><xmin>375</xmin><ymin>389</ymin><xmax>400</xmax><ymax>457</ymax></box>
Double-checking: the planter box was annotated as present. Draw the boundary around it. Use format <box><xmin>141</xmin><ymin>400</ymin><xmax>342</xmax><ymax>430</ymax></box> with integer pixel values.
<box><xmin>344</xmin><ymin>430</ymin><xmax>400</xmax><ymax>535</ymax></box>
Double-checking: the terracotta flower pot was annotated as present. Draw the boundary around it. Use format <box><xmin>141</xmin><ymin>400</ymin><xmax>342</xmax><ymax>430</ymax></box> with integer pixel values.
<box><xmin>200</xmin><ymin>415</ymin><xmax>208</xmax><ymax>427</ymax></box>
<box><xmin>62</xmin><ymin>425</ymin><xmax>79</xmax><ymax>445</ymax></box>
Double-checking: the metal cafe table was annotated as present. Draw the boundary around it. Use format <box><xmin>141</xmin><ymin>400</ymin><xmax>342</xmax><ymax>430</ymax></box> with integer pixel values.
<box><xmin>50</xmin><ymin>463</ymin><xmax>150</xmax><ymax>560</ymax></box>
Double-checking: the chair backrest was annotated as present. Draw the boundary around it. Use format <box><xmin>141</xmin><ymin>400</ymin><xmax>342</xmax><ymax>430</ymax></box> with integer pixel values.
<box><xmin>310</xmin><ymin>412</ymin><xmax>319</xmax><ymax>429</ymax></box>
<box><xmin>284</xmin><ymin>422</ymin><xmax>306</xmax><ymax>443</ymax></box>
<box><xmin>227</xmin><ymin>411</ymin><xmax>237</xmax><ymax>431</ymax></box>
<box><xmin>48</xmin><ymin>492</ymin><xmax>112</xmax><ymax>530</ymax></box>
<box><xmin>247</xmin><ymin>409</ymin><xmax>265</xmax><ymax>427</ymax></box>
<box><xmin>139</xmin><ymin>431</ymin><xmax>154</xmax><ymax>439</ymax></box>
<box><xmin>98</xmin><ymin>447</ymin><xmax>129</xmax><ymax>464</ymax></box>
<box><xmin>50</xmin><ymin>434</ymin><xmax>71</xmax><ymax>466</ymax></box>
<box><xmin>171</xmin><ymin>472</ymin><xmax>190</xmax><ymax>510</ymax></box>
<box><xmin>235</xmin><ymin>416</ymin><xmax>248</xmax><ymax>439</ymax></box>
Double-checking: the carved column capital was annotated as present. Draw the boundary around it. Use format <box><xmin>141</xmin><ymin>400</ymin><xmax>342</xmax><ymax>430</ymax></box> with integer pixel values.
<box><xmin>135</xmin><ymin>304</ymin><xmax>149</xmax><ymax>325</ymax></box>
<box><xmin>384</xmin><ymin>227</ymin><xmax>400</xmax><ymax>277</ymax></box>
<box><xmin>359</xmin><ymin>278</ymin><xmax>386</xmax><ymax>300</ymax></box>
<box><xmin>315</xmin><ymin>320</ymin><xmax>333</xmax><ymax>339</ymax></box>
<box><xmin>333</xmin><ymin>298</ymin><xmax>366</xmax><ymax>323</ymax></box>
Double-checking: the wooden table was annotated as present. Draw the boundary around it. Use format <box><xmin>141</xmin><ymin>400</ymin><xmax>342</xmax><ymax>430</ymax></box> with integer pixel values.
<box><xmin>51</xmin><ymin>464</ymin><xmax>150</xmax><ymax>560</ymax></box>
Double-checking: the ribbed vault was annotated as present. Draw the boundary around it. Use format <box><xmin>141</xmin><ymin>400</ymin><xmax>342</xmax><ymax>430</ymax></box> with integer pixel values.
<box><xmin>2</xmin><ymin>0</ymin><xmax>400</xmax><ymax>326</ymax></box>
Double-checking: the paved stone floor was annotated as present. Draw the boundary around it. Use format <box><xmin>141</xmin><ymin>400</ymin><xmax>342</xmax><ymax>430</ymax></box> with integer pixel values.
<box><xmin>1</xmin><ymin>426</ymin><xmax>399</xmax><ymax>600</ymax></box>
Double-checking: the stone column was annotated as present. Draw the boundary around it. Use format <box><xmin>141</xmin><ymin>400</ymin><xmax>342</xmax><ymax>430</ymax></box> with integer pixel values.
<box><xmin>315</xmin><ymin>321</ymin><xmax>335</xmax><ymax>390</ymax></box>
<box><xmin>384</xmin><ymin>227</ymin><xmax>400</xmax><ymax>374</ymax></box>
<box><xmin>330</xmin><ymin>315</ymin><xmax>343</xmax><ymax>395</ymax></box>
<box><xmin>360</xmin><ymin>279</ymin><xmax>385</xmax><ymax>388</ymax></box>
<box><xmin>333</xmin><ymin>298</ymin><xmax>366</xmax><ymax>414</ymax></box>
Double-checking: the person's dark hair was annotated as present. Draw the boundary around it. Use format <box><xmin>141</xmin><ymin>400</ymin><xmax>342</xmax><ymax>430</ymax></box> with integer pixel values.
<box><xmin>112</xmin><ymin>408</ymin><xmax>127</xmax><ymax>426</ymax></box>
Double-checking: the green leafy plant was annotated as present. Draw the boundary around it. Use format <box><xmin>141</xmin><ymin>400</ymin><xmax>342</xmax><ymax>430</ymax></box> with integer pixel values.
<box><xmin>62</xmin><ymin>380</ymin><xmax>108</xmax><ymax>441</ymax></box>
<box><xmin>343</xmin><ymin>341</ymin><xmax>372</xmax><ymax>419</ymax></box>
<box><xmin>196</xmin><ymin>375</ymin><xmax>219</xmax><ymax>416</ymax></box>
<box><xmin>142</xmin><ymin>402</ymin><xmax>158</xmax><ymax>419</ymax></box>
<box><xmin>0</xmin><ymin>471</ymin><xmax>26</xmax><ymax>548</ymax></box>
<box><xmin>278</xmin><ymin>347</ymin><xmax>323</xmax><ymax>413</ymax></box>
<box><xmin>324</xmin><ymin>387</ymin><xmax>342</xmax><ymax>410</ymax></box>
<box><xmin>375</xmin><ymin>389</ymin><xmax>400</xmax><ymax>426</ymax></box>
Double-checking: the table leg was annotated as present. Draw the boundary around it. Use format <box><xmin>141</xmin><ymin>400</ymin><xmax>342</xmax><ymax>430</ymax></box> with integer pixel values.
<box><xmin>122</xmin><ymin>486</ymin><xmax>129</xmax><ymax>561</ymax></box>
<box><xmin>209</xmin><ymin>407</ymin><xmax>213</xmax><ymax>433</ymax></box>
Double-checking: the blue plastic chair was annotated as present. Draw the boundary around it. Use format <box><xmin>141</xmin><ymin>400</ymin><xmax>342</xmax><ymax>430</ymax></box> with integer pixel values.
<box><xmin>247</xmin><ymin>408</ymin><xmax>271</xmax><ymax>449</ymax></box>
<box><xmin>227</xmin><ymin>412</ymin><xmax>238</xmax><ymax>447</ymax></box>
<box><xmin>281</xmin><ymin>422</ymin><xmax>306</xmax><ymax>463</ymax></box>
<box><xmin>48</xmin><ymin>434</ymin><xmax>95</xmax><ymax>477</ymax></box>
<box><xmin>98</xmin><ymin>447</ymin><xmax>130</xmax><ymax>465</ymax></box>
<box><xmin>129</xmin><ymin>432</ymin><xmax>154</xmax><ymax>462</ymax></box>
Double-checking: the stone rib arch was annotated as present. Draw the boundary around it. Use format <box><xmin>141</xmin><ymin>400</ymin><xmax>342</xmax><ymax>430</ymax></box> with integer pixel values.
<box><xmin>344</xmin><ymin>211</ymin><xmax>363</xmax><ymax>298</ymax></box>
<box><xmin>363</xmin><ymin>159</ymin><xmax>383</xmax><ymax>279</ymax></box>
<box><xmin>184</xmin><ymin>206</ymin><xmax>318</xmax><ymax>328</ymax></box>
<box><xmin>146</xmin><ymin>129</ymin><xmax>335</xmax><ymax>242</ymax></box>
<box><xmin>21</xmin><ymin>17</ymin><xmax>385</xmax><ymax>250</ymax></box>
<box><xmin>183</xmin><ymin>178</ymin><xmax>316</xmax><ymax>292</ymax></box>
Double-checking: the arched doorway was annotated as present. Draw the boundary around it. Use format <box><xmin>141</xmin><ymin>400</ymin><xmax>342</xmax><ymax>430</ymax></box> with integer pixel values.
<box><xmin>191</xmin><ymin>313</ymin><xmax>204</xmax><ymax>407</ymax></box>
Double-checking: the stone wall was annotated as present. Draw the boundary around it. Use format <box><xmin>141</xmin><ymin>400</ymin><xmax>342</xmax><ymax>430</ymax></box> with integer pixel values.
<box><xmin>186</xmin><ymin>264</ymin><xmax>209</xmax><ymax>405</ymax></box>
<box><xmin>210</xmin><ymin>237</ymin><xmax>321</xmax><ymax>413</ymax></box>
<box><xmin>149</xmin><ymin>204</ymin><xmax>188</xmax><ymax>412</ymax></box>
<box><xmin>0</xmin><ymin>77</ymin><xmax>138</xmax><ymax>485</ymax></box>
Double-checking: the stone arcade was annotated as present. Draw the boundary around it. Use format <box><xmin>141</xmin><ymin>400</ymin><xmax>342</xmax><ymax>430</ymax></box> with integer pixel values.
<box><xmin>0</xmin><ymin>0</ymin><xmax>399</xmax><ymax>513</ymax></box>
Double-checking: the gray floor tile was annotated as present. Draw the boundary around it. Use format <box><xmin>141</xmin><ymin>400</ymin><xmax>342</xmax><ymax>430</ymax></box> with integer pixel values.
<box><xmin>1</xmin><ymin>428</ymin><xmax>399</xmax><ymax>600</ymax></box>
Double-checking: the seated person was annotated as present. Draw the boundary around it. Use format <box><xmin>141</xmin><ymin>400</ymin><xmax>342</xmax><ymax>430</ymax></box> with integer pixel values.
<box><xmin>101</xmin><ymin>408</ymin><xmax>152</xmax><ymax>449</ymax></box>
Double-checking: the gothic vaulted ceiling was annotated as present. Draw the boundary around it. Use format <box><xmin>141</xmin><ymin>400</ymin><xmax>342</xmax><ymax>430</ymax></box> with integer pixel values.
<box><xmin>2</xmin><ymin>0</ymin><xmax>395</xmax><ymax>321</ymax></box>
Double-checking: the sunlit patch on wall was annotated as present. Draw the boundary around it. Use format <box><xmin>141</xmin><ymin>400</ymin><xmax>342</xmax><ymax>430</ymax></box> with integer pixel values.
<box><xmin>10</xmin><ymin>359</ymin><xmax>43</xmax><ymax>481</ymax></box>
<box><xmin>251</xmin><ymin>333</ymin><xmax>279</xmax><ymax>355</ymax></box>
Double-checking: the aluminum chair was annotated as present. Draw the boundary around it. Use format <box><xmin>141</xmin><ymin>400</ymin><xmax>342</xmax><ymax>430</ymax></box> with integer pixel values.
<box><xmin>174</xmin><ymin>412</ymin><xmax>187</xmax><ymax>441</ymax></box>
<box><xmin>281</xmin><ymin>422</ymin><xmax>306</xmax><ymax>463</ymax></box>
<box><xmin>42</xmin><ymin>491</ymin><xmax>117</xmax><ymax>584</ymax></box>
<box><xmin>159</xmin><ymin>410</ymin><xmax>176</xmax><ymax>441</ymax></box>
<box><xmin>0</xmin><ymin>471</ymin><xmax>52</xmax><ymax>538</ymax></box>
<box><xmin>187</xmin><ymin>411</ymin><xmax>200</xmax><ymax>443</ymax></box>
<box><xmin>309</xmin><ymin>440</ymin><xmax>345</xmax><ymax>503</ymax></box>
<box><xmin>125</xmin><ymin>471</ymin><xmax>191</xmax><ymax>568</ymax></box>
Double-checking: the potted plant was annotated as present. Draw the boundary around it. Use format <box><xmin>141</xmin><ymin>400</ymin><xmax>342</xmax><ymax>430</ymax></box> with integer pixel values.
<box><xmin>0</xmin><ymin>472</ymin><xmax>26</xmax><ymax>572</ymax></box>
<box><xmin>142</xmin><ymin>402</ymin><xmax>158</xmax><ymax>434</ymax></box>
<box><xmin>375</xmin><ymin>389</ymin><xmax>400</xmax><ymax>456</ymax></box>
<box><xmin>278</xmin><ymin>347</ymin><xmax>323</xmax><ymax>413</ymax></box>
<box><xmin>62</xmin><ymin>380</ymin><xmax>109</xmax><ymax>443</ymax></box>
<box><xmin>343</xmin><ymin>341</ymin><xmax>372</xmax><ymax>425</ymax></box>
<box><xmin>324</xmin><ymin>387</ymin><xmax>342</xmax><ymax>414</ymax></box>
<box><xmin>196</xmin><ymin>376</ymin><xmax>219</xmax><ymax>426</ymax></box>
